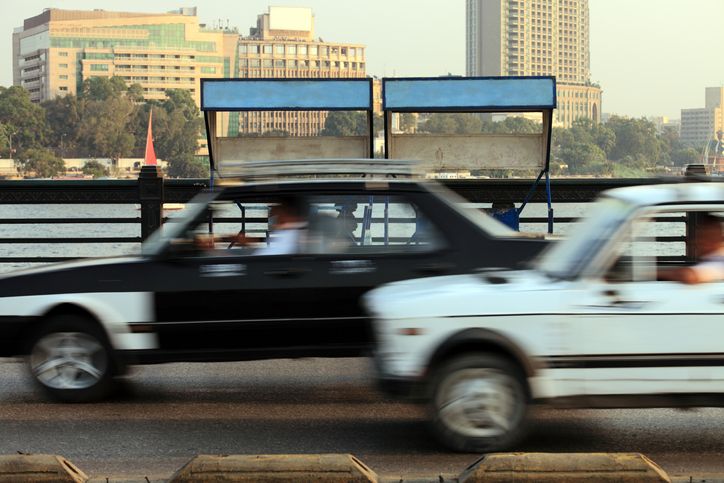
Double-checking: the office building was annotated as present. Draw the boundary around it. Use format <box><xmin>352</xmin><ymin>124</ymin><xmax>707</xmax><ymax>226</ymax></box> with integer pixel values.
<box><xmin>12</xmin><ymin>8</ymin><xmax>237</xmax><ymax>106</ymax></box>
<box><xmin>13</xmin><ymin>7</ymin><xmax>367</xmax><ymax>138</ymax></box>
<box><xmin>680</xmin><ymin>87</ymin><xmax>724</xmax><ymax>147</ymax></box>
<box><xmin>465</xmin><ymin>0</ymin><xmax>602</xmax><ymax>127</ymax></box>
<box><xmin>233</xmin><ymin>6</ymin><xmax>367</xmax><ymax>137</ymax></box>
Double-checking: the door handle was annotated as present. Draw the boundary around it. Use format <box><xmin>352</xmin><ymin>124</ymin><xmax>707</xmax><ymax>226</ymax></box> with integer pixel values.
<box><xmin>263</xmin><ymin>268</ymin><xmax>312</xmax><ymax>278</ymax></box>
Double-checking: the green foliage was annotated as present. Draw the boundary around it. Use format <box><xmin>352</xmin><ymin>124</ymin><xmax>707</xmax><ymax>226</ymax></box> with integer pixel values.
<box><xmin>82</xmin><ymin>159</ymin><xmax>110</xmax><ymax>179</ymax></box>
<box><xmin>79</xmin><ymin>95</ymin><xmax>135</xmax><ymax>163</ymax></box>
<box><xmin>15</xmin><ymin>149</ymin><xmax>66</xmax><ymax>178</ymax></box>
<box><xmin>399</xmin><ymin>113</ymin><xmax>416</xmax><ymax>133</ymax></box>
<box><xmin>78</xmin><ymin>76</ymin><xmax>128</xmax><ymax>102</ymax></box>
<box><xmin>419</xmin><ymin>113</ymin><xmax>482</xmax><ymax>134</ymax></box>
<box><xmin>42</xmin><ymin>94</ymin><xmax>83</xmax><ymax>151</ymax></box>
<box><xmin>671</xmin><ymin>148</ymin><xmax>700</xmax><ymax>167</ymax></box>
<box><xmin>166</xmin><ymin>154</ymin><xmax>208</xmax><ymax>178</ymax></box>
<box><xmin>0</xmin><ymin>86</ymin><xmax>52</xmax><ymax>157</ymax></box>
<box><xmin>606</xmin><ymin>115</ymin><xmax>661</xmax><ymax>165</ymax></box>
<box><xmin>321</xmin><ymin>111</ymin><xmax>367</xmax><ymax>136</ymax></box>
<box><xmin>560</xmin><ymin>142</ymin><xmax>606</xmax><ymax>169</ymax></box>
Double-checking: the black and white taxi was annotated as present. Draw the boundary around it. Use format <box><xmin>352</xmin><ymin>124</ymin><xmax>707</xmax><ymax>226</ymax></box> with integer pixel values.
<box><xmin>0</xmin><ymin>160</ymin><xmax>548</xmax><ymax>402</ymax></box>
<box><xmin>364</xmin><ymin>180</ymin><xmax>724</xmax><ymax>453</ymax></box>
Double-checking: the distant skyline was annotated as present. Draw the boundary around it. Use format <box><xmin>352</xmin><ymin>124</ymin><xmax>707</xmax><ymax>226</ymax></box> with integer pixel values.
<box><xmin>3</xmin><ymin>0</ymin><xmax>723</xmax><ymax>121</ymax></box>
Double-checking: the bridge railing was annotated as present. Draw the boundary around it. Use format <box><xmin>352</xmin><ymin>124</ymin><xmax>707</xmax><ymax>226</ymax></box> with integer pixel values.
<box><xmin>0</xmin><ymin>177</ymin><xmax>672</xmax><ymax>268</ymax></box>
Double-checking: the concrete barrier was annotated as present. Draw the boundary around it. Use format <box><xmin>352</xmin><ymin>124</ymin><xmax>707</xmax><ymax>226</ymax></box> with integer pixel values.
<box><xmin>166</xmin><ymin>454</ymin><xmax>379</xmax><ymax>483</ymax></box>
<box><xmin>0</xmin><ymin>454</ymin><xmax>88</xmax><ymax>483</ymax></box>
<box><xmin>457</xmin><ymin>453</ymin><xmax>670</xmax><ymax>483</ymax></box>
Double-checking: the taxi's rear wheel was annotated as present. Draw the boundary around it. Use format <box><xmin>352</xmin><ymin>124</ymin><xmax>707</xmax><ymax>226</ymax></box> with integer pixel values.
<box><xmin>430</xmin><ymin>353</ymin><xmax>528</xmax><ymax>452</ymax></box>
<box><xmin>29</xmin><ymin>315</ymin><xmax>116</xmax><ymax>403</ymax></box>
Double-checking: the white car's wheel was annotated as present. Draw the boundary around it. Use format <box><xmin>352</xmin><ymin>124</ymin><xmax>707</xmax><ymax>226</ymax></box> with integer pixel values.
<box><xmin>431</xmin><ymin>354</ymin><xmax>528</xmax><ymax>452</ymax></box>
<box><xmin>29</xmin><ymin>316</ymin><xmax>116</xmax><ymax>403</ymax></box>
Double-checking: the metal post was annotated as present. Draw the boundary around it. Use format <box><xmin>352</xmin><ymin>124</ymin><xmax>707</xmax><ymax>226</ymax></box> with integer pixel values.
<box><xmin>138</xmin><ymin>165</ymin><xmax>164</xmax><ymax>242</ymax></box>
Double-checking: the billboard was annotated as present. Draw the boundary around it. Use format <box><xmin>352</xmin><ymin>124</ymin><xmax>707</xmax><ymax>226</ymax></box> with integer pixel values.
<box><xmin>269</xmin><ymin>6</ymin><xmax>312</xmax><ymax>31</ymax></box>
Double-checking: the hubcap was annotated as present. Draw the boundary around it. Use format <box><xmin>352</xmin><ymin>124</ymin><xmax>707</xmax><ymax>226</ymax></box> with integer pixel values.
<box><xmin>437</xmin><ymin>368</ymin><xmax>522</xmax><ymax>438</ymax></box>
<box><xmin>30</xmin><ymin>332</ymin><xmax>107</xmax><ymax>390</ymax></box>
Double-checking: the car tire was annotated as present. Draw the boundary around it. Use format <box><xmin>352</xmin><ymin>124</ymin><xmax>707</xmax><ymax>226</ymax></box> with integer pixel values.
<box><xmin>28</xmin><ymin>315</ymin><xmax>116</xmax><ymax>403</ymax></box>
<box><xmin>430</xmin><ymin>353</ymin><xmax>528</xmax><ymax>452</ymax></box>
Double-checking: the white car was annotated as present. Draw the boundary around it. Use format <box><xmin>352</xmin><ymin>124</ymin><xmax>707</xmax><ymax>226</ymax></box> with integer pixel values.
<box><xmin>364</xmin><ymin>181</ymin><xmax>724</xmax><ymax>453</ymax></box>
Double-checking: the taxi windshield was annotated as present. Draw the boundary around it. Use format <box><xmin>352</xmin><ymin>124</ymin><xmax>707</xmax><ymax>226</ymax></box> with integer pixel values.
<box><xmin>142</xmin><ymin>192</ymin><xmax>216</xmax><ymax>256</ymax></box>
<box><xmin>535</xmin><ymin>197</ymin><xmax>634</xmax><ymax>280</ymax></box>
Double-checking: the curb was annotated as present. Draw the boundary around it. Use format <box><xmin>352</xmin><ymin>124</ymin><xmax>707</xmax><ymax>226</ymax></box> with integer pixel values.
<box><xmin>2</xmin><ymin>452</ymin><xmax>722</xmax><ymax>483</ymax></box>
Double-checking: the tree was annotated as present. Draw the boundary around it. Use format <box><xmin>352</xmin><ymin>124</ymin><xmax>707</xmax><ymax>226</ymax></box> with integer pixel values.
<box><xmin>321</xmin><ymin>111</ymin><xmax>366</xmax><ymax>136</ymax></box>
<box><xmin>606</xmin><ymin>116</ymin><xmax>660</xmax><ymax>165</ymax></box>
<box><xmin>419</xmin><ymin>113</ymin><xmax>482</xmax><ymax>134</ymax></box>
<box><xmin>166</xmin><ymin>154</ymin><xmax>208</xmax><ymax>178</ymax></box>
<box><xmin>399</xmin><ymin>113</ymin><xmax>416</xmax><ymax>133</ymax></box>
<box><xmin>42</xmin><ymin>94</ymin><xmax>84</xmax><ymax>153</ymax></box>
<box><xmin>78</xmin><ymin>76</ymin><xmax>127</xmax><ymax>102</ymax></box>
<box><xmin>15</xmin><ymin>149</ymin><xmax>66</xmax><ymax>178</ymax></box>
<box><xmin>78</xmin><ymin>95</ymin><xmax>135</xmax><ymax>165</ymax></box>
<box><xmin>82</xmin><ymin>159</ymin><xmax>110</xmax><ymax>179</ymax></box>
<box><xmin>560</xmin><ymin>142</ymin><xmax>606</xmax><ymax>169</ymax></box>
<box><xmin>0</xmin><ymin>86</ymin><xmax>52</xmax><ymax>157</ymax></box>
<box><xmin>671</xmin><ymin>148</ymin><xmax>701</xmax><ymax>167</ymax></box>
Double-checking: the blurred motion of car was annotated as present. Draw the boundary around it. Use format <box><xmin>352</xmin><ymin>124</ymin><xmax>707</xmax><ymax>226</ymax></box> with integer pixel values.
<box><xmin>0</xmin><ymin>160</ymin><xmax>550</xmax><ymax>403</ymax></box>
<box><xmin>365</xmin><ymin>181</ymin><xmax>724</xmax><ymax>453</ymax></box>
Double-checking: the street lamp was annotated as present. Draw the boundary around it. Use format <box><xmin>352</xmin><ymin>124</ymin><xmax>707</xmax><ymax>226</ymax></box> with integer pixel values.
<box><xmin>8</xmin><ymin>132</ymin><xmax>17</xmax><ymax>160</ymax></box>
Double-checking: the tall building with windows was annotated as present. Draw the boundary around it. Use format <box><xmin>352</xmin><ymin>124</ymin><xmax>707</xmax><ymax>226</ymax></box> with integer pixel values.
<box><xmin>680</xmin><ymin>87</ymin><xmax>724</xmax><ymax>147</ymax></box>
<box><xmin>12</xmin><ymin>8</ymin><xmax>237</xmax><ymax>106</ymax></box>
<box><xmin>465</xmin><ymin>0</ymin><xmax>602</xmax><ymax>128</ymax></box>
<box><xmin>233</xmin><ymin>6</ymin><xmax>367</xmax><ymax>137</ymax></box>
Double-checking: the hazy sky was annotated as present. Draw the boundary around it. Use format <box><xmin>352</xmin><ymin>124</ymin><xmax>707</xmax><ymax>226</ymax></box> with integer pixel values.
<box><xmin>2</xmin><ymin>0</ymin><xmax>723</xmax><ymax>120</ymax></box>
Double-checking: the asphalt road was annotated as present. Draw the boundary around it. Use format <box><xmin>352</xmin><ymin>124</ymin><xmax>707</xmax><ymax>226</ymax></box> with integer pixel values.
<box><xmin>2</xmin><ymin>357</ymin><xmax>724</xmax><ymax>480</ymax></box>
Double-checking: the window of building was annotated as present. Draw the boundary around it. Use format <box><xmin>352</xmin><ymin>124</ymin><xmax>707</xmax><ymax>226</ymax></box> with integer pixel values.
<box><xmin>59</xmin><ymin>64</ymin><xmax>68</xmax><ymax>68</ymax></box>
<box><xmin>288</xmin><ymin>45</ymin><xmax>297</xmax><ymax>55</ymax></box>
<box><xmin>321</xmin><ymin>46</ymin><xmax>329</xmax><ymax>56</ymax></box>
<box><xmin>333</xmin><ymin>61</ymin><xmax>340</xmax><ymax>68</ymax></box>
<box><xmin>239</xmin><ymin>45</ymin><xmax>247</xmax><ymax>54</ymax></box>
<box><xmin>59</xmin><ymin>86</ymin><xmax>68</xmax><ymax>91</ymax></box>
<box><xmin>90</xmin><ymin>64</ymin><xmax>109</xmax><ymax>71</ymax></box>
<box><xmin>322</xmin><ymin>61</ymin><xmax>330</xmax><ymax>69</ymax></box>
<box><xmin>310</xmin><ymin>46</ymin><xmax>318</xmax><ymax>55</ymax></box>
<box><xmin>313</xmin><ymin>60</ymin><xmax>320</xmax><ymax>68</ymax></box>
<box><xmin>288</xmin><ymin>60</ymin><xmax>297</xmax><ymax>68</ymax></box>
<box><xmin>263</xmin><ymin>44</ymin><xmax>273</xmax><ymax>54</ymax></box>
<box><xmin>300</xmin><ymin>60</ymin><xmax>308</xmax><ymax>68</ymax></box>
<box><xmin>275</xmin><ymin>44</ymin><xmax>285</xmax><ymax>54</ymax></box>
<box><xmin>299</xmin><ymin>45</ymin><xmax>308</xmax><ymax>55</ymax></box>
<box><xmin>359</xmin><ymin>63</ymin><xmax>365</xmax><ymax>69</ymax></box>
<box><xmin>250</xmin><ymin>59</ymin><xmax>261</xmax><ymax>67</ymax></box>
<box><xmin>59</xmin><ymin>52</ymin><xmax>68</xmax><ymax>57</ymax></box>
<box><xmin>59</xmin><ymin>75</ymin><xmax>68</xmax><ymax>79</ymax></box>
<box><xmin>275</xmin><ymin>59</ymin><xmax>285</xmax><ymax>68</ymax></box>
<box><xmin>249</xmin><ymin>44</ymin><xmax>259</xmax><ymax>54</ymax></box>
<box><xmin>340</xmin><ymin>47</ymin><xmax>347</xmax><ymax>55</ymax></box>
<box><xmin>240</xmin><ymin>59</ymin><xmax>248</xmax><ymax>67</ymax></box>
<box><xmin>263</xmin><ymin>59</ymin><xmax>273</xmax><ymax>68</ymax></box>
<box><xmin>201</xmin><ymin>67</ymin><xmax>216</xmax><ymax>74</ymax></box>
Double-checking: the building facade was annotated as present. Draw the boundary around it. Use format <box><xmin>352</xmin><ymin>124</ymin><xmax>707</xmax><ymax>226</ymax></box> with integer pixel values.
<box><xmin>232</xmin><ymin>6</ymin><xmax>367</xmax><ymax>137</ymax></box>
<box><xmin>680</xmin><ymin>87</ymin><xmax>724</xmax><ymax>147</ymax></box>
<box><xmin>465</xmin><ymin>0</ymin><xmax>602</xmax><ymax>128</ymax></box>
<box><xmin>12</xmin><ymin>8</ymin><xmax>235</xmax><ymax>106</ymax></box>
<box><xmin>13</xmin><ymin>7</ymin><xmax>367</xmax><ymax>138</ymax></box>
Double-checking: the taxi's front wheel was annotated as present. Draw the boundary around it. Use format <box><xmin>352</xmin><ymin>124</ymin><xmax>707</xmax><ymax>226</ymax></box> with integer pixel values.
<box><xmin>430</xmin><ymin>353</ymin><xmax>529</xmax><ymax>452</ymax></box>
<box><xmin>28</xmin><ymin>315</ymin><xmax>116</xmax><ymax>403</ymax></box>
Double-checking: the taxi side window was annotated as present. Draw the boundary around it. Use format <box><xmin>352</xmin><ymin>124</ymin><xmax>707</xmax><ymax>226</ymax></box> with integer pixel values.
<box><xmin>307</xmin><ymin>194</ymin><xmax>446</xmax><ymax>254</ymax></box>
<box><xmin>604</xmin><ymin>211</ymin><xmax>687</xmax><ymax>283</ymax></box>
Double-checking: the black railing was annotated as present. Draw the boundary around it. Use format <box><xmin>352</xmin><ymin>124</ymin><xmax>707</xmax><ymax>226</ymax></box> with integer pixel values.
<box><xmin>0</xmin><ymin>177</ymin><xmax>675</xmax><ymax>267</ymax></box>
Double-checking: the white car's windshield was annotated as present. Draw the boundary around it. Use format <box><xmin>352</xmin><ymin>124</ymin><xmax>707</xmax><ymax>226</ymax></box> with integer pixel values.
<box><xmin>535</xmin><ymin>197</ymin><xmax>634</xmax><ymax>279</ymax></box>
